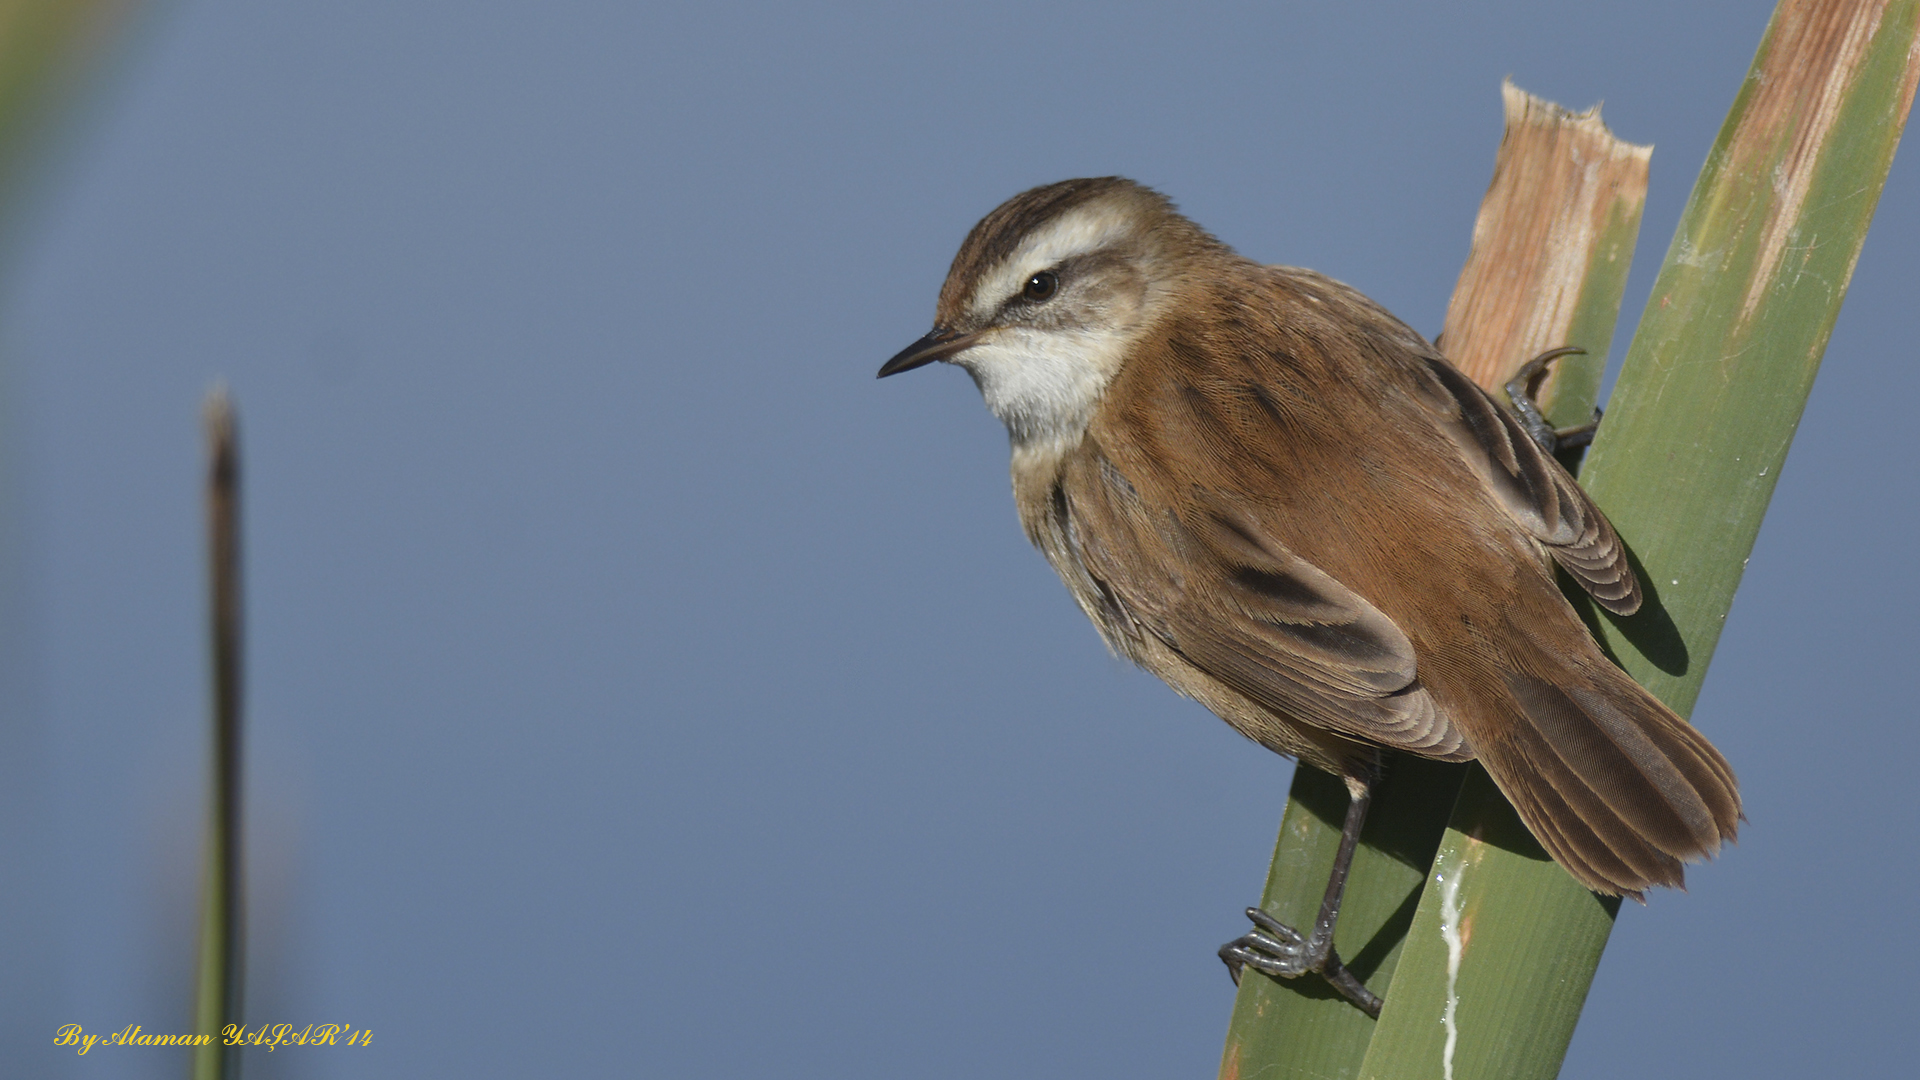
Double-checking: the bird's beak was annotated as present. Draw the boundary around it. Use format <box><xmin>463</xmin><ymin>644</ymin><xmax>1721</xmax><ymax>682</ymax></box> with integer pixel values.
<box><xmin>877</xmin><ymin>327</ymin><xmax>981</xmax><ymax>378</ymax></box>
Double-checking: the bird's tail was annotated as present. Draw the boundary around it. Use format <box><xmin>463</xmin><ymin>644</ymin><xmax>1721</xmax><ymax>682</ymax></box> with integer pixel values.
<box><xmin>1471</xmin><ymin>655</ymin><xmax>1740</xmax><ymax>897</ymax></box>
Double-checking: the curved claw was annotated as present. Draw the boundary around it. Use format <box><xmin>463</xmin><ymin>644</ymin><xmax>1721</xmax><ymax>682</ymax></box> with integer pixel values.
<box><xmin>1218</xmin><ymin>906</ymin><xmax>1383</xmax><ymax>1019</ymax></box>
<box><xmin>1221</xmin><ymin>907</ymin><xmax>1308</xmax><ymax>985</ymax></box>
<box><xmin>1244</xmin><ymin>906</ymin><xmax>1301</xmax><ymax>942</ymax></box>
<box><xmin>1504</xmin><ymin>346</ymin><xmax>1603</xmax><ymax>454</ymax></box>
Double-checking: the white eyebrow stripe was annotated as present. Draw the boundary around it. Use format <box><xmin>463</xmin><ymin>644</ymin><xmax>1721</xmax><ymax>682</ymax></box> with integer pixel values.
<box><xmin>966</xmin><ymin>201</ymin><xmax>1134</xmax><ymax>321</ymax></box>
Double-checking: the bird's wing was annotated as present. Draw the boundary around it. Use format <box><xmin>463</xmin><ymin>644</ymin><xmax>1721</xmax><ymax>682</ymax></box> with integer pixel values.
<box><xmin>1056</xmin><ymin>447</ymin><xmax>1467</xmax><ymax>759</ymax></box>
<box><xmin>1270</xmin><ymin>264</ymin><xmax>1640</xmax><ymax>614</ymax></box>
<box><xmin>1413</xmin><ymin>356</ymin><xmax>1641</xmax><ymax>614</ymax></box>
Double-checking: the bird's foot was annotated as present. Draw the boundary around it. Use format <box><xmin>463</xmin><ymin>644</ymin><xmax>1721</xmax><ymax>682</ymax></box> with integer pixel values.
<box><xmin>1505</xmin><ymin>346</ymin><xmax>1602</xmax><ymax>455</ymax></box>
<box><xmin>1219</xmin><ymin>906</ymin><xmax>1382</xmax><ymax>1018</ymax></box>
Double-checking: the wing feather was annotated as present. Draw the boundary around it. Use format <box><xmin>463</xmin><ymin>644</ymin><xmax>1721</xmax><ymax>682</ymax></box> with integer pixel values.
<box><xmin>1418</xmin><ymin>357</ymin><xmax>1641</xmax><ymax>614</ymax></box>
<box><xmin>1057</xmin><ymin>447</ymin><xmax>1466</xmax><ymax>759</ymax></box>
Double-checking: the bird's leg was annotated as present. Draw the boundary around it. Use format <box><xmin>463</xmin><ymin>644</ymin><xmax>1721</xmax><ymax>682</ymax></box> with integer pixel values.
<box><xmin>1505</xmin><ymin>346</ymin><xmax>1602</xmax><ymax>453</ymax></box>
<box><xmin>1219</xmin><ymin>775</ymin><xmax>1381</xmax><ymax>1018</ymax></box>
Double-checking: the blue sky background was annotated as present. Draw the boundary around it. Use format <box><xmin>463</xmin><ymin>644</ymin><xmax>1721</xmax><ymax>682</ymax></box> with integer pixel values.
<box><xmin>4</xmin><ymin>2</ymin><xmax>1915</xmax><ymax>1076</ymax></box>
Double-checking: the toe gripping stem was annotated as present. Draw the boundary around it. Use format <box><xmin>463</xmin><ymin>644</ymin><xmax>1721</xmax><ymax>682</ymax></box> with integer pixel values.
<box><xmin>1504</xmin><ymin>346</ymin><xmax>1601</xmax><ymax>454</ymax></box>
<box><xmin>1220</xmin><ymin>778</ymin><xmax>1382</xmax><ymax>1019</ymax></box>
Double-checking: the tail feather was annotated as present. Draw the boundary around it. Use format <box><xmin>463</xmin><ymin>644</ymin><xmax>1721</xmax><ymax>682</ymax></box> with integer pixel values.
<box><xmin>1635</xmin><ymin>703</ymin><xmax>1742</xmax><ymax>832</ymax></box>
<box><xmin>1498</xmin><ymin>707</ymin><xmax>1684</xmax><ymax>893</ymax></box>
<box><xmin>1509</xmin><ymin>673</ymin><xmax>1717</xmax><ymax>854</ymax></box>
<box><xmin>1500</xmin><ymin>755</ymin><xmax>1669</xmax><ymax>895</ymax></box>
<box><xmin>1470</xmin><ymin>661</ymin><xmax>1740</xmax><ymax>897</ymax></box>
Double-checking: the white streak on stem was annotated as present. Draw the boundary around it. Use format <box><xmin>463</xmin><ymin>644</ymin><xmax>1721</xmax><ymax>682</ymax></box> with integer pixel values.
<box><xmin>1438</xmin><ymin>860</ymin><xmax>1467</xmax><ymax>1080</ymax></box>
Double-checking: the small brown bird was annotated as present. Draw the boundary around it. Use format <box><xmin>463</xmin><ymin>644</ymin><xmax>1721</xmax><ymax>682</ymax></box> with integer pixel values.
<box><xmin>878</xmin><ymin>177</ymin><xmax>1738</xmax><ymax>1016</ymax></box>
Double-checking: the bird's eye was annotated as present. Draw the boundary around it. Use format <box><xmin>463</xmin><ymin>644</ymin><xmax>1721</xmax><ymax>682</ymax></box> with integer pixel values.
<box><xmin>1023</xmin><ymin>271</ymin><xmax>1059</xmax><ymax>302</ymax></box>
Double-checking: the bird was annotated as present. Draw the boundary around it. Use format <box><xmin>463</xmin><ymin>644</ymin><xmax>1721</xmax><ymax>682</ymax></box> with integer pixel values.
<box><xmin>877</xmin><ymin>177</ymin><xmax>1739</xmax><ymax>1017</ymax></box>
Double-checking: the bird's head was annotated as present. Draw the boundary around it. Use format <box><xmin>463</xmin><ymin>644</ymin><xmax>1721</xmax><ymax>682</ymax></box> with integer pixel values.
<box><xmin>880</xmin><ymin>177</ymin><xmax>1225</xmax><ymax>448</ymax></box>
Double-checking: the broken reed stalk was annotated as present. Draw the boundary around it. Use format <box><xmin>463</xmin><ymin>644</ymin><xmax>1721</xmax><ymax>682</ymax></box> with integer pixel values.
<box><xmin>1218</xmin><ymin>83</ymin><xmax>1652</xmax><ymax>1080</ymax></box>
<box><xmin>194</xmin><ymin>388</ymin><xmax>244</xmax><ymax>1080</ymax></box>
<box><xmin>1357</xmin><ymin>3</ymin><xmax>1920</xmax><ymax>1079</ymax></box>
<box><xmin>1442</xmin><ymin>81</ymin><xmax>1653</xmax><ymax>428</ymax></box>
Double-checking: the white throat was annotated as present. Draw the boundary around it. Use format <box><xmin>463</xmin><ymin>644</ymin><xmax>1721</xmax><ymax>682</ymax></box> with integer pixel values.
<box><xmin>953</xmin><ymin>325</ymin><xmax>1129</xmax><ymax>451</ymax></box>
